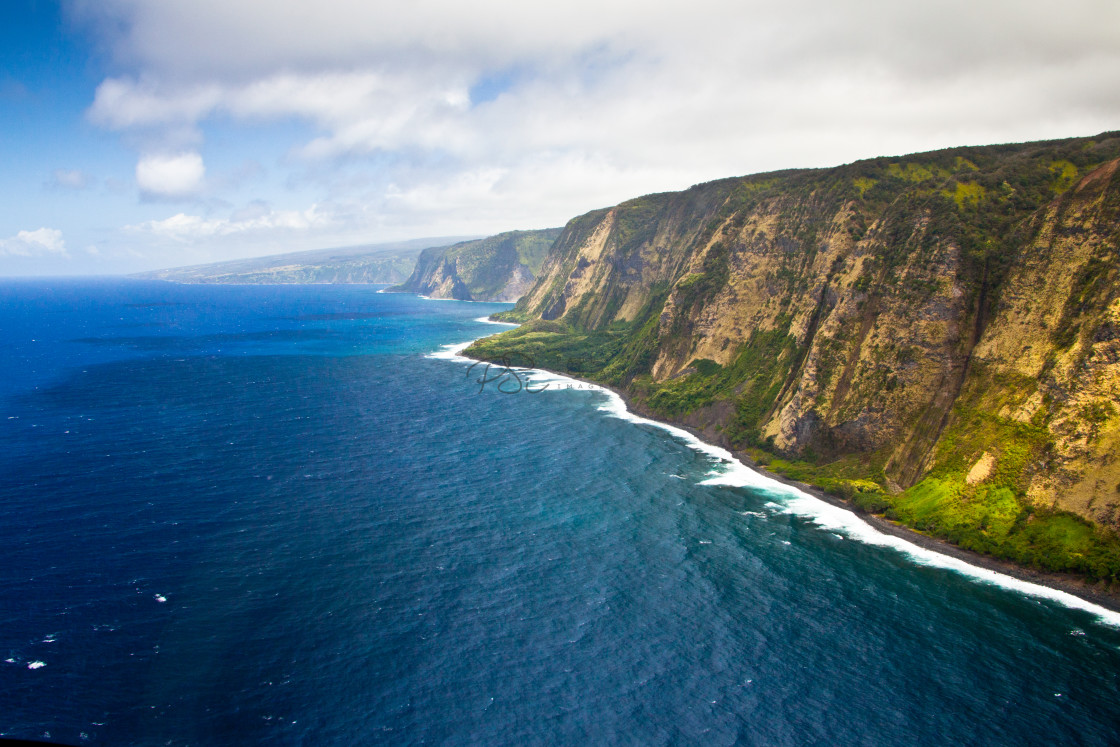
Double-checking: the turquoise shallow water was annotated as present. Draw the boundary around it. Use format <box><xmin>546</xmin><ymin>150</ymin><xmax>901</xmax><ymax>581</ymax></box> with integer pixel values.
<box><xmin>2</xmin><ymin>279</ymin><xmax>1120</xmax><ymax>746</ymax></box>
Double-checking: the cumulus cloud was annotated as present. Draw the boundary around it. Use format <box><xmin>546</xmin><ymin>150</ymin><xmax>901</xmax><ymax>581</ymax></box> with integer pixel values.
<box><xmin>136</xmin><ymin>152</ymin><xmax>206</xmax><ymax>198</ymax></box>
<box><xmin>89</xmin><ymin>77</ymin><xmax>223</xmax><ymax>131</ymax></box>
<box><xmin>91</xmin><ymin>70</ymin><xmax>472</xmax><ymax>157</ymax></box>
<box><xmin>71</xmin><ymin>0</ymin><xmax>1120</xmax><ymax>254</ymax></box>
<box><xmin>0</xmin><ymin>228</ymin><xmax>68</xmax><ymax>257</ymax></box>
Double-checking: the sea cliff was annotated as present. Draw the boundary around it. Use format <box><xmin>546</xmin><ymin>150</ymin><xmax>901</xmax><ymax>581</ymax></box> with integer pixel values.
<box><xmin>389</xmin><ymin>228</ymin><xmax>561</xmax><ymax>301</ymax></box>
<box><xmin>468</xmin><ymin>132</ymin><xmax>1120</xmax><ymax>586</ymax></box>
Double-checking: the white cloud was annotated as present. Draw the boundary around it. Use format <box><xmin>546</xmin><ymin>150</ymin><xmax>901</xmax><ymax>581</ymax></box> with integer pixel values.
<box><xmin>83</xmin><ymin>2</ymin><xmax>1120</xmax><ymax>160</ymax></box>
<box><xmin>88</xmin><ymin>77</ymin><xmax>223</xmax><ymax>131</ymax></box>
<box><xmin>91</xmin><ymin>70</ymin><xmax>473</xmax><ymax>157</ymax></box>
<box><xmin>126</xmin><ymin>203</ymin><xmax>332</xmax><ymax>243</ymax></box>
<box><xmin>136</xmin><ymin>152</ymin><xmax>206</xmax><ymax>198</ymax></box>
<box><xmin>0</xmin><ymin>228</ymin><xmax>68</xmax><ymax>257</ymax></box>
<box><xmin>69</xmin><ymin>0</ymin><xmax>1120</xmax><ymax>263</ymax></box>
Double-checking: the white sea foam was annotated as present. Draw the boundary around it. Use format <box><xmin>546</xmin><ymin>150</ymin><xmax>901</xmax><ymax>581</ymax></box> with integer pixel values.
<box><xmin>432</xmin><ymin>335</ymin><xmax>1120</xmax><ymax>627</ymax></box>
<box><xmin>154</xmin><ymin>594</ymin><xmax>167</xmax><ymax>603</ymax></box>
<box><xmin>426</xmin><ymin>340</ymin><xmax>474</xmax><ymax>362</ymax></box>
<box><xmin>27</xmin><ymin>661</ymin><xmax>45</xmax><ymax>669</ymax></box>
<box><xmin>599</xmin><ymin>377</ymin><xmax>1120</xmax><ymax>626</ymax></box>
<box><xmin>777</xmin><ymin>491</ymin><xmax>1120</xmax><ymax>627</ymax></box>
<box><xmin>425</xmin><ymin>317</ymin><xmax>520</xmax><ymax>362</ymax></box>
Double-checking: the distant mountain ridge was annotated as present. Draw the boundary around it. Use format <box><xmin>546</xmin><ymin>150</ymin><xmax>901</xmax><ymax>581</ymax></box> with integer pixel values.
<box><xmin>388</xmin><ymin>228</ymin><xmax>563</xmax><ymax>301</ymax></box>
<box><xmin>133</xmin><ymin>237</ymin><xmax>478</xmax><ymax>284</ymax></box>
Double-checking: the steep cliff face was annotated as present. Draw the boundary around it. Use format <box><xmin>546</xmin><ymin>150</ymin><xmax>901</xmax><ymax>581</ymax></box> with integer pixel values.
<box><xmin>950</xmin><ymin>159</ymin><xmax>1120</xmax><ymax>525</ymax></box>
<box><xmin>391</xmin><ymin>229</ymin><xmax>561</xmax><ymax>301</ymax></box>
<box><xmin>516</xmin><ymin>181</ymin><xmax>738</xmax><ymax>326</ymax></box>
<box><xmin>472</xmin><ymin>133</ymin><xmax>1120</xmax><ymax>581</ymax></box>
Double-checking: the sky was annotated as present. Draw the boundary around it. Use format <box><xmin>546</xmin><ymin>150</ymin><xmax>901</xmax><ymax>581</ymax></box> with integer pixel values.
<box><xmin>2</xmin><ymin>1</ymin><xmax>1119</xmax><ymax>275</ymax></box>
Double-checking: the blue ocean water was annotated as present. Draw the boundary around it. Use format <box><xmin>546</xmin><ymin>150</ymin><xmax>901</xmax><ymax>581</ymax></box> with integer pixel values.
<box><xmin>2</xmin><ymin>279</ymin><xmax>1120</xmax><ymax>746</ymax></box>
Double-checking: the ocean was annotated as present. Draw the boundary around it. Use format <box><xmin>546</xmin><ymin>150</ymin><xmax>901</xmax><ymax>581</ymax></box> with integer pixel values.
<box><xmin>2</xmin><ymin>279</ymin><xmax>1119</xmax><ymax>746</ymax></box>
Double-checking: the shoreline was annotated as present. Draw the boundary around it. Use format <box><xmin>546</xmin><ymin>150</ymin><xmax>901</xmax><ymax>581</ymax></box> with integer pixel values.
<box><xmin>444</xmin><ymin>329</ymin><xmax>1120</xmax><ymax>622</ymax></box>
<box><xmin>604</xmin><ymin>386</ymin><xmax>1120</xmax><ymax>616</ymax></box>
<box><xmin>732</xmin><ymin>456</ymin><xmax>1120</xmax><ymax>614</ymax></box>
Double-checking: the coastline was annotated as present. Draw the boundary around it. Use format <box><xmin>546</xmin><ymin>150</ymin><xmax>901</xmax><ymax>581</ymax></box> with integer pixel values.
<box><xmin>730</xmin><ymin>452</ymin><xmax>1120</xmax><ymax>614</ymax></box>
<box><xmin>623</xmin><ymin>382</ymin><xmax>1120</xmax><ymax>618</ymax></box>
<box><xmin>606</xmin><ymin>386</ymin><xmax>1120</xmax><ymax>616</ymax></box>
<box><xmin>440</xmin><ymin>325</ymin><xmax>1120</xmax><ymax>624</ymax></box>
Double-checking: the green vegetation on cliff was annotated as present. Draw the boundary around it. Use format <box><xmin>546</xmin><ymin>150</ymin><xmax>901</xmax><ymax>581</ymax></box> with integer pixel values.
<box><xmin>468</xmin><ymin>132</ymin><xmax>1120</xmax><ymax>585</ymax></box>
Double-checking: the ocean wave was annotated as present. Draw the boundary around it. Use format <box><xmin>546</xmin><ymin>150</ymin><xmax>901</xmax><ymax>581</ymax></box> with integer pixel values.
<box><xmin>425</xmin><ymin>341</ymin><xmax>474</xmax><ymax>362</ymax></box>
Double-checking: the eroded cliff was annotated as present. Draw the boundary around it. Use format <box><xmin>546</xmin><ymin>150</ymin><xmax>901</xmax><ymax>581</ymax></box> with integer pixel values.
<box><xmin>390</xmin><ymin>228</ymin><xmax>561</xmax><ymax>301</ymax></box>
<box><xmin>470</xmin><ymin>133</ymin><xmax>1120</xmax><ymax>582</ymax></box>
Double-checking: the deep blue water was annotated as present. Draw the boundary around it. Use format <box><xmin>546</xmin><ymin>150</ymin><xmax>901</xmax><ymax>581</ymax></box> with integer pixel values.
<box><xmin>2</xmin><ymin>279</ymin><xmax>1120</xmax><ymax>746</ymax></box>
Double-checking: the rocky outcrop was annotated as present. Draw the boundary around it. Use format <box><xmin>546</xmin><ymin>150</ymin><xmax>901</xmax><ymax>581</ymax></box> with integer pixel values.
<box><xmin>390</xmin><ymin>228</ymin><xmax>561</xmax><ymax>301</ymax></box>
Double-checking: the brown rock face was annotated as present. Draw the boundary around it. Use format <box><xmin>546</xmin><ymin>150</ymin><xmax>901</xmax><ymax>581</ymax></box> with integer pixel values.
<box><xmin>392</xmin><ymin>228</ymin><xmax>561</xmax><ymax>301</ymax></box>
<box><xmin>966</xmin><ymin>159</ymin><xmax>1120</xmax><ymax>526</ymax></box>
<box><xmin>504</xmin><ymin>134</ymin><xmax>1120</xmax><ymax>528</ymax></box>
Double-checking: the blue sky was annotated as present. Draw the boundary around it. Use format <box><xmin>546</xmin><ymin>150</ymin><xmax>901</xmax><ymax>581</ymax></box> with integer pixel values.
<box><xmin>2</xmin><ymin>0</ymin><xmax>1119</xmax><ymax>275</ymax></box>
